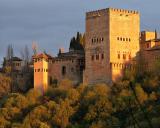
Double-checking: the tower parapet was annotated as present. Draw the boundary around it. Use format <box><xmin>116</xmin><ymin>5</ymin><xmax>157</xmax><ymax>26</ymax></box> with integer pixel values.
<box><xmin>86</xmin><ymin>8</ymin><xmax>139</xmax><ymax>19</ymax></box>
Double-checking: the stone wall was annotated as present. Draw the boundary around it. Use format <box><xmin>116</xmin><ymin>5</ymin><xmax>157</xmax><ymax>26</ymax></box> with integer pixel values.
<box><xmin>49</xmin><ymin>56</ymin><xmax>84</xmax><ymax>85</ymax></box>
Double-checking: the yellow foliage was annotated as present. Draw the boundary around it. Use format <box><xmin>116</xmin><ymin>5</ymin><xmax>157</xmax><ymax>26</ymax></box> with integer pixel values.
<box><xmin>59</xmin><ymin>79</ymin><xmax>73</xmax><ymax>90</ymax></box>
<box><xmin>149</xmin><ymin>92</ymin><xmax>157</xmax><ymax>101</ymax></box>
<box><xmin>119</xmin><ymin>89</ymin><xmax>131</xmax><ymax>97</ymax></box>
<box><xmin>135</xmin><ymin>84</ymin><xmax>148</xmax><ymax>104</ymax></box>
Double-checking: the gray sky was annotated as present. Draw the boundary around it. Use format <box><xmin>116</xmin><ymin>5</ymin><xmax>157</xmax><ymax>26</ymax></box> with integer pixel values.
<box><xmin>0</xmin><ymin>0</ymin><xmax>160</xmax><ymax>62</ymax></box>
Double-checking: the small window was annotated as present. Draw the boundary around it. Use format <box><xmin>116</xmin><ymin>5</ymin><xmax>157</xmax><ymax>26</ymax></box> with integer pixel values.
<box><xmin>126</xmin><ymin>38</ymin><xmax>128</xmax><ymax>41</ymax></box>
<box><xmin>120</xmin><ymin>37</ymin><xmax>122</xmax><ymax>41</ymax></box>
<box><xmin>96</xmin><ymin>54</ymin><xmax>99</xmax><ymax>60</ymax></box>
<box><xmin>46</xmin><ymin>69</ymin><xmax>48</xmax><ymax>72</ymax></box>
<box><xmin>123</xmin><ymin>54</ymin><xmax>126</xmax><ymax>60</ymax></box>
<box><xmin>91</xmin><ymin>55</ymin><xmax>94</xmax><ymax>61</ymax></box>
<box><xmin>101</xmin><ymin>54</ymin><xmax>104</xmax><ymax>59</ymax></box>
<box><xmin>123</xmin><ymin>38</ymin><xmax>125</xmax><ymax>41</ymax></box>
<box><xmin>62</xmin><ymin>66</ymin><xmax>66</xmax><ymax>75</ymax></box>
<box><xmin>129</xmin><ymin>38</ymin><xmax>131</xmax><ymax>42</ymax></box>
<box><xmin>92</xmin><ymin>39</ymin><xmax>94</xmax><ymax>43</ymax></box>
<box><xmin>38</xmin><ymin>69</ymin><xmax>40</xmax><ymax>72</ymax></box>
<box><xmin>117</xmin><ymin>37</ymin><xmax>119</xmax><ymax>40</ymax></box>
<box><xmin>102</xmin><ymin>38</ymin><xmax>104</xmax><ymax>41</ymax></box>
<box><xmin>35</xmin><ymin>69</ymin><xmax>36</xmax><ymax>72</ymax></box>
<box><xmin>118</xmin><ymin>54</ymin><xmax>120</xmax><ymax>59</ymax></box>
<box><xmin>147</xmin><ymin>43</ymin><xmax>150</xmax><ymax>48</ymax></box>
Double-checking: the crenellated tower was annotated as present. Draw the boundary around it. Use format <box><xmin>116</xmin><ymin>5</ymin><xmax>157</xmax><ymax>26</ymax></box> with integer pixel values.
<box><xmin>83</xmin><ymin>8</ymin><xmax>140</xmax><ymax>84</ymax></box>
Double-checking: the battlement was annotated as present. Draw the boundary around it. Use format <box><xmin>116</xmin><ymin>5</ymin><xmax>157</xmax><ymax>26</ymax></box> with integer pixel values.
<box><xmin>86</xmin><ymin>8</ymin><xmax>139</xmax><ymax>19</ymax></box>
<box><xmin>109</xmin><ymin>8</ymin><xmax>139</xmax><ymax>14</ymax></box>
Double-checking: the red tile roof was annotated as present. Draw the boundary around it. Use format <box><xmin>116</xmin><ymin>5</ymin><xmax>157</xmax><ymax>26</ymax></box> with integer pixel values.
<box><xmin>32</xmin><ymin>53</ymin><xmax>53</xmax><ymax>59</ymax></box>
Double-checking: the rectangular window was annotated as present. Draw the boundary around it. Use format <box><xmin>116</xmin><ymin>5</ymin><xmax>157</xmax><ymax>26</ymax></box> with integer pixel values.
<box><xmin>91</xmin><ymin>55</ymin><xmax>94</xmax><ymax>61</ymax></box>
<box><xmin>123</xmin><ymin>54</ymin><xmax>126</xmax><ymax>60</ymax></box>
<box><xmin>96</xmin><ymin>54</ymin><xmax>99</xmax><ymax>60</ymax></box>
<box><xmin>101</xmin><ymin>54</ymin><xmax>104</xmax><ymax>59</ymax></box>
<box><xmin>62</xmin><ymin>66</ymin><xmax>66</xmax><ymax>75</ymax></box>
<box><xmin>118</xmin><ymin>54</ymin><xmax>120</xmax><ymax>59</ymax></box>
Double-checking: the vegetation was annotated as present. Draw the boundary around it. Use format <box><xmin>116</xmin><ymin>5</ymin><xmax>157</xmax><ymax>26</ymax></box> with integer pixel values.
<box><xmin>69</xmin><ymin>32</ymin><xmax>85</xmax><ymax>51</ymax></box>
<box><xmin>0</xmin><ymin>71</ymin><xmax>160</xmax><ymax>128</ymax></box>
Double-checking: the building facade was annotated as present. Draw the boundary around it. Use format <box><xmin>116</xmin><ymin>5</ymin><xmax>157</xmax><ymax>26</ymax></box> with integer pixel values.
<box><xmin>33</xmin><ymin>50</ymin><xmax>85</xmax><ymax>93</ymax></box>
<box><xmin>33</xmin><ymin>7</ymin><xmax>160</xmax><ymax>93</ymax></box>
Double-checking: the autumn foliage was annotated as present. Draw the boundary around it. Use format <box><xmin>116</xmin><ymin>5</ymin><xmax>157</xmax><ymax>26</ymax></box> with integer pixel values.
<box><xmin>1</xmin><ymin>71</ymin><xmax>160</xmax><ymax>128</ymax></box>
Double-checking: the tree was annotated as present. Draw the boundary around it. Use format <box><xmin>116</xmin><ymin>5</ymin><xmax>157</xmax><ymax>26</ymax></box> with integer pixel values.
<box><xmin>20</xmin><ymin>45</ymin><xmax>30</xmax><ymax>67</ymax></box>
<box><xmin>53</xmin><ymin>99</ymin><xmax>74</xmax><ymax>128</ymax></box>
<box><xmin>6</xmin><ymin>44</ymin><xmax>14</xmax><ymax>60</ymax></box>
<box><xmin>84</xmin><ymin>96</ymin><xmax>112</xmax><ymax>123</ymax></box>
<box><xmin>32</xmin><ymin>42</ymin><xmax>38</xmax><ymax>55</ymax></box>
<box><xmin>135</xmin><ymin>84</ymin><xmax>148</xmax><ymax>104</ymax></box>
<box><xmin>0</xmin><ymin>73</ymin><xmax>12</xmax><ymax>98</ymax></box>
<box><xmin>59</xmin><ymin>79</ymin><xmax>73</xmax><ymax>90</ymax></box>
<box><xmin>69</xmin><ymin>32</ymin><xmax>84</xmax><ymax>51</ymax></box>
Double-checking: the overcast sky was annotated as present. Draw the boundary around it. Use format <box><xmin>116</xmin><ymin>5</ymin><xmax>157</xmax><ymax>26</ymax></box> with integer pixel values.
<box><xmin>0</xmin><ymin>0</ymin><xmax>160</xmax><ymax>62</ymax></box>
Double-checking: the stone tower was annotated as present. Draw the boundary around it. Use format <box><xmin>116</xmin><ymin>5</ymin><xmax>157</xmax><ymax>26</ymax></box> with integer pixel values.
<box><xmin>83</xmin><ymin>8</ymin><xmax>140</xmax><ymax>84</ymax></box>
<box><xmin>33</xmin><ymin>53</ymin><xmax>51</xmax><ymax>94</ymax></box>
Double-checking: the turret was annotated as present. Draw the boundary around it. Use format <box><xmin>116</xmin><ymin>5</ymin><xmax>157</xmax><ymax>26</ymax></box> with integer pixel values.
<box><xmin>32</xmin><ymin>53</ymin><xmax>52</xmax><ymax>94</ymax></box>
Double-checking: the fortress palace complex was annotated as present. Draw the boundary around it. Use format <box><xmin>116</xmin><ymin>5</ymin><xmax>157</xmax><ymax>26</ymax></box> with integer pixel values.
<box><xmin>32</xmin><ymin>8</ymin><xmax>160</xmax><ymax>93</ymax></box>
